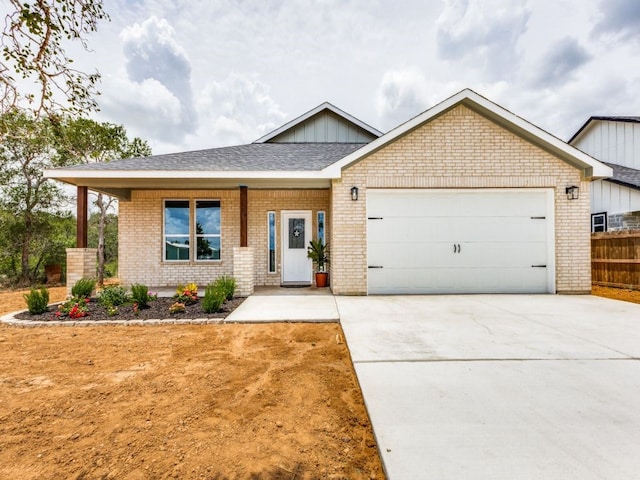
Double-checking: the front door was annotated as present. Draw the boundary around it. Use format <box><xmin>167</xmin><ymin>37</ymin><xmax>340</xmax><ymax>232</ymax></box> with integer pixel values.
<box><xmin>281</xmin><ymin>211</ymin><xmax>312</xmax><ymax>284</ymax></box>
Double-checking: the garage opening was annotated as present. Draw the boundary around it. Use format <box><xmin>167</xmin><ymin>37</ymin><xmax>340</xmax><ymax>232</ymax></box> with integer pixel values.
<box><xmin>366</xmin><ymin>189</ymin><xmax>555</xmax><ymax>294</ymax></box>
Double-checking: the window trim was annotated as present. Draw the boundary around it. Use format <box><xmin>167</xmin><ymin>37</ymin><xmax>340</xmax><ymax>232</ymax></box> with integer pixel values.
<box><xmin>267</xmin><ymin>211</ymin><xmax>276</xmax><ymax>273</ymax></box>
<box><xmin>591</xmin><ymin>212</ymin><xmax>607</xmax><ymax>233</ymax></box>
<box><xmin>163</xmin><ymin>199</ymin><xmax>191</xmax><ymax>262</ymax></box>
<box><xmin>194</xmin><ymin>199</ymin><xmax>222</xmax><ymax>262</ymax></box>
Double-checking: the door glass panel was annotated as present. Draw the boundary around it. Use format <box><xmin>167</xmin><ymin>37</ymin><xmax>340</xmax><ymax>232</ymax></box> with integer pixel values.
<box><xmin>289</xmin><ymin>218</ymin><xmax>305</xmax><ymax>249</ymax></box>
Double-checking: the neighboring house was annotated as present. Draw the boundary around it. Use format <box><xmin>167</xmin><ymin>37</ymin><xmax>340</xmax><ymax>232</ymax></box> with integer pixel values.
<box><xmin>47</xmin><ymin>90</ymin><xmax>611</xmax><ymax>295</ymax></box>
<box><xmin>569</xmin><ymin>116</ymin><xmax>640</xmax><ymax>232</ymax></box>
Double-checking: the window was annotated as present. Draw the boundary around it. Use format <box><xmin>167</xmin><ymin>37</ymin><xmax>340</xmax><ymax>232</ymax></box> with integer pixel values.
<box><xmin>591</xmin><ymin>212</ymin><xmax>607</xmax><ymax>233</ymax></box>
<box><xmin>267</xmin><ymin>211</ymin><xmax>276</xmax><ymax>273</ymax></box>
<box><xmin>317</xmin><ymin>211</ymin><xmax>325</xmax><ymax>245</ymax></box>
<box><xmin>195</xmin><ymin>200</ymin><xmax>221</xmax><ymax>260</ymax></box>
<box><xmin>164</xmin><ymin>200</ymin><xmax>190</xmax><ymax>261</ymax></box>
<box><xmin>164</xmin><ymin>199</ymin><xmax>221</xmax><ymax>261</ymax></box>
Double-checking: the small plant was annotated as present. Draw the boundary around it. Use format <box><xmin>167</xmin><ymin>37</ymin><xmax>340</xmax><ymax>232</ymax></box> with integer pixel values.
<box><xmin>98</xmin><ymin>285</ymin><xmax>129</xmax><ymax>307</ymax></box>
<box><xmin>131</xmin><ymin>284</ymin><xmax>151</xmax><ymax>309</ymax></box>
<box><xmin>202</xmin><ymin>284</ymin><xmax>226</xmax><ymax>313</ymax></box>
<box><xmin>169</xmin><ymin>302</ymin><xmax>186</xmax><ymax>314</ymax></box>
<box><xmin>133</xmin><ymin>302</ymin><xmax>139</xmax><ymax>316</ymax></box>
<box><xmin>24</xmin><ymin>287</ymin><xmax>50</xmax><ymax>315</ymax></box>
<box><xmin>307</xmin><ymin>240</ymin><xmax>329</xmax><ymax>272</ymax></box>
<box><xmin>106</xmin><ymin>304</ymin><xmax>118</xmax><ymax>317</ymax></box>
<box><xmin>174</xmin><ymin>282</ymin><xmax>198</xmax><ymax>305</ymax></box>
<box><xmin>71</xmin><ymin>278</ymin><xmax>96</xmax><ymax>299</ymax></box>
<box><xmin>214</xmin><ymin>275</ymin><xmax>236</xmax><ymax>301</ymax></box>
<box><xmin>56</xmin><ymin>297</ymin><xmax>90</xmax><ymax>319</ymax></box>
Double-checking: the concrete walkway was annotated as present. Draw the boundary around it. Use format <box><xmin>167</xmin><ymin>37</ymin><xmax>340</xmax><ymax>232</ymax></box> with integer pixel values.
<box><xmin>337</xmin><ymin>295</ymin><xmax>640</xmax><ymax>480</ymax></box>
<box><xmin>225</xmin><ymin>286</ymin><xmax>339</xmax><ymax>322</ymax></box>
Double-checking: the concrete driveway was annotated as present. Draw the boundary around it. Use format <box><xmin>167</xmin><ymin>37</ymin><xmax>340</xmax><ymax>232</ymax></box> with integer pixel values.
<box><xmin>337</xmin><ymin>295</ymin><xmax>640</xmax><ymax>480</ymax></box>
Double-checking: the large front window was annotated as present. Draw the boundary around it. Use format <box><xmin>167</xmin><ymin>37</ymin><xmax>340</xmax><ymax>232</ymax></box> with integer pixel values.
<box><xmin>164</xmin><ymin>199</ymin><xmax>221</xmax><ymax>261</ymax></box>
<box><xmin>164</xmin><ymin>200</ymin><xmax>190</xmax><ymax>261</ymax></box>
<box><xmin>196</xmin><ymin>200</ymin><xmax>221</xmax><ymax>260</ymax></box>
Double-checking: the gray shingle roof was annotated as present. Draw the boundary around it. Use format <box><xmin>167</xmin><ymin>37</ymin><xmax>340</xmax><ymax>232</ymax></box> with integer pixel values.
<box><xmin>63</xmin><ymin>143</ymin><xmax>368</xmax><ymax>172</ymax></box>
<box><xmin>604</xmin><ymin>162</ymin><xmax>640</xmax><ymax>190</ymax></box>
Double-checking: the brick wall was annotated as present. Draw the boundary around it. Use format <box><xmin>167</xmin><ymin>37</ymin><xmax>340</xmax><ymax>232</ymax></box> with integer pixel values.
<box><xmin>66</xmin><ymin>248</ymin><xmax>97</xmax><ymax>296</ymax></box>
<box><xmin>119</xmin><ymin>189</ymin><xmax>329</xmax><ymax>287</ymax></box>
<box><xmin>330</xmin><ymin>104</ymin><xmax>591</xmax><ymax>294</ymax></box>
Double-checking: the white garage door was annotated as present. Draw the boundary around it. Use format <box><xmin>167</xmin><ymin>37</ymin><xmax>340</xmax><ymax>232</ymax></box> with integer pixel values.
<box><xmin>367</xmin><ymin>189</ymin><xmax>555</xmax><ymax>294</ymax></box>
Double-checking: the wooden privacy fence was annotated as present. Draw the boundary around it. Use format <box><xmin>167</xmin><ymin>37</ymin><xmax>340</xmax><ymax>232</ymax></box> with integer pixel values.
<box><xmin>592</xmin><ymin>230</ymin><xmax>640</xmax><ymax>289</ymax></box>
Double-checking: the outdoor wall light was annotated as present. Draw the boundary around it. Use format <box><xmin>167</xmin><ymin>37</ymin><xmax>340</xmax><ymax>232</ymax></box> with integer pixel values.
<box><xmin>565</xmin><ymin>186</ymin><xmax>579</xmax><ymax>200</ymax></box>
<box><xmin>351</xmin><ymin>186</ymin><xmax>359</xmax><ymax>201</ymax></box>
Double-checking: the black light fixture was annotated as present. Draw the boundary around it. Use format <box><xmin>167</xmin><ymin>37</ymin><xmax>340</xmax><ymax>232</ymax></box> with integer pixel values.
<box><xmin>351</xmin><ymin>186</ymin><xmax>359</xmax><ymax>201</ymax></box>
<box><xmin>565</xmin><ymin>186</ymin><xmax>579</xmax><ymax>200</ymax></box>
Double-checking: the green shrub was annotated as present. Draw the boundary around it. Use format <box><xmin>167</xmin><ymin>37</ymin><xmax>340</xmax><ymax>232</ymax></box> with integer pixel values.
<box><xmin>71</xmin><ymin>278</ymin><xmax>96</xmax><ymax>299</ymax></box>
<box><xmin>214</xmin><ymin>275</ymin><xmax>236</xmax><ymax>301</ymax></box>
<box><xmin>131</xmin><ymin>284</ymin><xmax>150</xmax><ymax>309</ymax></box>
<box><xmin>56</xmin><ymin>297</ymin><xmax>90</xmax><ymax>319</ymax></box>
<box><xmin>98</xmin><ymin>285</ymin><xmax>129</xmax><ymax>307</ymax></box>
<box><xmin>24</xmin><ymin>287</ymin><xmax>50</xmax><ymax>315</ymax></box>
<box><xmin>202</xmin><ymin>284</ymin><xmax>226</xmax><ymax>313</ymax></box>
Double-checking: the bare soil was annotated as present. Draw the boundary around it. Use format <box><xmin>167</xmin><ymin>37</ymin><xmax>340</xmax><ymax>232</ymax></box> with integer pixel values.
<box><xmin>0</xmin><ymin>288</ymin><xmax>385</xmax><ymax>480</ymax></box>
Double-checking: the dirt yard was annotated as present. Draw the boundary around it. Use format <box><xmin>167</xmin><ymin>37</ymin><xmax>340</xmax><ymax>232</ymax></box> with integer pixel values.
<box><xmin>0</xmin><ymin>288</ymin><xmax>384</xmax><ymax>480</ymax></box>
<box><xmin>2</xmin><ymin>284</ymin><xmax>639</xmax><ymax>480</ymax></box>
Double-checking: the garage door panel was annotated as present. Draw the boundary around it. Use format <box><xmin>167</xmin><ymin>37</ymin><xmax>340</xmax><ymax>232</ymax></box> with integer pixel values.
<box><xmin>366</xmin><ymin>189</ymin><xmax>554</xmax><ymax>294</ymax></box>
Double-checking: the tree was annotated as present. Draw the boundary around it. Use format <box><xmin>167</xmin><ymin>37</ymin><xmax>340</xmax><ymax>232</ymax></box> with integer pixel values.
<box><xmin>55</xmin><ymin>117</ymin><xmax>151</xmax><ymax>284</ymax></box>
<box><xmin>1</xmin><ymin>0</ymin><xmax>109</xmax><ymax>117</ymax></box>
<box><xmin>0</xmin><ymin>109</ymin><xmax>68</xmax><ymax>284</ymax></box>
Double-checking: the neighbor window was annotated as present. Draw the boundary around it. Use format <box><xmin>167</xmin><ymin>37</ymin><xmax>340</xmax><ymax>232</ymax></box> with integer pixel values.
<box><xmin>317</xmin><ymin>211</ymin><xmax>325</xmax><ymax>245</ymax></box>
<box><xmin>195</xmin><ymin>200</ymin><xmax>221</xmax><ymax>260</ymax></box>
<box><xmin>591</xmin><ymin>212</ymin><xmax>607</xmax><ymax>233</ymax></box>
<box><xmin>164</xmin><ymin>200</ymin><xmax>190</xmax><ymax>261</ymax></box>
<box><xmin>267</xmin><ymin>211</ymin><xmax>276</xmax><ymax>273</ymax></box>
<box><xmin>164</xmin><ymin>199</ymin><xmax>221</xmax><ymax>261</ymax></box>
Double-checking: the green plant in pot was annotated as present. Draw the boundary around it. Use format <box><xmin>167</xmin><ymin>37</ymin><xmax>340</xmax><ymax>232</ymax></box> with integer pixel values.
<box><xmin>307</xmin><ymin>239</ymin><xmax>329</xmax><ymax>287</ymax></box>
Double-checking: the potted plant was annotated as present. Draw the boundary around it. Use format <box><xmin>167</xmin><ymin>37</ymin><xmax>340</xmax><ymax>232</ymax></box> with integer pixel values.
<box><xmin>307</xmin><ymin>239</ymin><xmax>329</xmax><ymax>287</ymax></box>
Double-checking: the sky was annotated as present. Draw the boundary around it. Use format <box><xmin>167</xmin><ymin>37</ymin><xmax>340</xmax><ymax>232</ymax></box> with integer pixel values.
<box><xmin>58</xmin><ymin>0</ymin><xmax>640</xmax><ymax>155</ymax></box>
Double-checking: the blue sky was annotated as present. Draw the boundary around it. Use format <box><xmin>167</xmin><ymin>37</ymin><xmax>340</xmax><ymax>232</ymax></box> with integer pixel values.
<box><xmin>60</xmin><ymin>0</ymin><xmax>640</xmax><ymax>155</ymax></box>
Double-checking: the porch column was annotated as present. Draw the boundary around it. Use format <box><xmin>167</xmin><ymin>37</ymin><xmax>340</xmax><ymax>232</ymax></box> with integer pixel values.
<box><xmin>233</xmin><ymin>247</ymin><xmax>254</xmax><ymax>296</ymax></box>
<box><xmin>240</xmin><ymin>185</ymin><xmax>248</xmax><ymax>247</ymax></box>
<box><xmin>77</xmin><ymin>186</ymin><xmax>88</xmax><ymax>248</ymax></box>
<box><xmin>66</xmin><ymin>248</ymin><xmax>97</xmax><ymax>296</ymax></box>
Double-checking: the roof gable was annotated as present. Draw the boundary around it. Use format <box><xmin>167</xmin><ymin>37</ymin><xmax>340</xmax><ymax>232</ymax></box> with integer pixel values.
<box><xmin>324</xmin><ymin>89</ymin><xmax>612</xmax><ymax>180</ymax></box>
<box><xmin>569</xmin><ymin>116</ymin><xmax>640</xmax><ymax>144</ymax></box>
<box><xmin>254</xmin><ymin>102</ymin><xmax>381</xmax><ymax>143</ymax></box>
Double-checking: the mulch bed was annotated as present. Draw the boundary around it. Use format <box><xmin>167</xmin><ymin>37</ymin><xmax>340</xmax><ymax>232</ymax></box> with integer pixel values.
<box><xmin>14</xmin><ymin>296</ymin><xmax>245</xmax><ymax>322</ymax></box>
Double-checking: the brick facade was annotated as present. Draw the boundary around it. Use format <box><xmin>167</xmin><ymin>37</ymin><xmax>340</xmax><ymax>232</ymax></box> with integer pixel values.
<box><xmin>118</xmin><ymin>189</ymin><xmax>329</xmax><ymax>288</ymax></box>
<box><xmin>66</xmin><ymin>248</ymin><xmax>97</xmax><ymax>296</ymax></box>
<box><xmin>330</xmin><ymin>105</ymin><xmax>591</xmax><ymax>294</ymax></box>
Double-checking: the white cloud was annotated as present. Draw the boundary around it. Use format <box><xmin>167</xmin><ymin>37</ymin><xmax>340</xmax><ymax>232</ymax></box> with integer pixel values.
<box><xmin>119</xmin><ymin>16</ymin><xmax>197</xmax><ymax>137</ymax></box>
<box><xmin>529</xmin><ymin>37</ymin><xmax>592</xmax><ymax>88</ymax></box>
<box><xmin>187</xmin><ymin>73</ymin><xmax>288</xmax><ymax>149</ymax></box>
<box><xmin>436</xmin><ymin>0</ymin><xmax>531</xmax><ymax>81</ymax></box>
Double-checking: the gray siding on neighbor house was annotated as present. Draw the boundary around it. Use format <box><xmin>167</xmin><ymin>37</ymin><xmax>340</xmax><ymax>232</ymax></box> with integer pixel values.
<box><xmin>268</xmin><ymin>110</ymin><xmax>379</xmax><ymax>143</ymax></box>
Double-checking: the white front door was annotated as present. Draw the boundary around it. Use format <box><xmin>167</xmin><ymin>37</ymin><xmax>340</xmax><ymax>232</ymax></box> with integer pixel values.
<box><xmin>281</xmin><ymin>211</ymin><xmax>312</xmax><ymax>284</ymax></box>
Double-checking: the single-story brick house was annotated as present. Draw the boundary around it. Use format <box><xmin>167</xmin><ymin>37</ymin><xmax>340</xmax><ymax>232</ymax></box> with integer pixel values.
<box><xmin>47</xmin><ymin>89</ymin><xmax>611</xmax><ymax>295</ymax></box>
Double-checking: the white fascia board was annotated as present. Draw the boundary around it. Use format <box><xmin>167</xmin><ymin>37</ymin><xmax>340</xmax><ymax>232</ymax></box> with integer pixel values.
<box><xmin>323</xmin><ymin>88</ymin><xmax>612</xmax><ymax>180</ymax></box>
<box><xmin>44</xmin><ymin>169</ymin><xmax>335</xmax><ymax>180</ymax></box>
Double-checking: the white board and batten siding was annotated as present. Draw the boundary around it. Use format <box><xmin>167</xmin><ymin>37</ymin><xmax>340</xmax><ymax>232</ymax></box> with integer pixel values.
<box><xmin>572</xmin><ymin>119</ymin><xmax>640</xmax><ymax>215</ymax></box>
<box><xmin>366</xmin><ymin>189</ymin><xmax>555</xmax><ymax>295</ymax></box>
<box><xmin>572</xmin><ymin>120</ymin><xmax>640</xmax><ymax>169</ymax></box>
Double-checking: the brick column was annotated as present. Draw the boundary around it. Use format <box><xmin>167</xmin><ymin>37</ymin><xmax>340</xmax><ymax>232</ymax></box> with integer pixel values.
<box><xmin>233</xmin><ymin>247</ymin><xmax>255</xmax><ymax>297</ymax></box>
<box><xmin>66</xmin><ymin>248</ymin><xmax>97</xmax><ymax>296</ymax></box>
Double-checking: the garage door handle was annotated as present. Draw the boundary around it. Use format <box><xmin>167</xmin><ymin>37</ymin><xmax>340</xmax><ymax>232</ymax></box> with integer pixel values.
<box><xmin>368</xmin><ymin>265</ymin><xmax>384</xmax><ymax>269</ymax></box>
<box><xmin>531</xmin><ymin>265</ymin><xmax>547</xmax><ymax>268</ymax></box>
<box><xmin>453</xmin><ymin>244</ymin><xmax>461</xmax><ymax>253</ymax></box>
